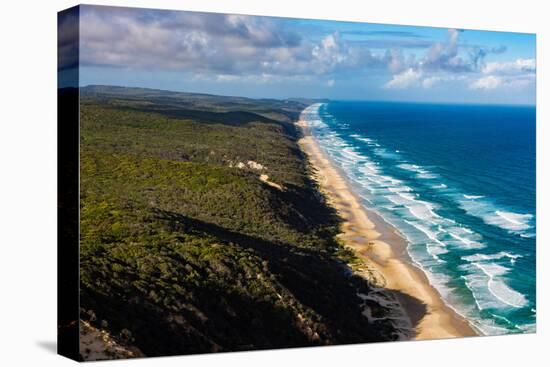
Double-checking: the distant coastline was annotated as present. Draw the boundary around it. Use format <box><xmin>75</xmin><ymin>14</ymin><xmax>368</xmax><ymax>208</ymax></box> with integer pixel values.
<box><xmin>297</xmin><ymin>104</ymin><xmax>478</xmax><ymax>339</ymax></box>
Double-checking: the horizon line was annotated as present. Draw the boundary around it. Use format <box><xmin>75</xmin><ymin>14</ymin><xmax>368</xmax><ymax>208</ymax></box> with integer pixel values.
<box><xmin>76</xmin><ymin>83</ymin><xmax>536</xmax><ymax>107</ymax></box>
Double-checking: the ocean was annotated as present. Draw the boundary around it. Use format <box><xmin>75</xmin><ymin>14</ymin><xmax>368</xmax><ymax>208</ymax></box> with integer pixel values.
<box><xmin>304</xmin><ymin>101</ymin><xmax>536</xmax><ymax>335</ymax></box>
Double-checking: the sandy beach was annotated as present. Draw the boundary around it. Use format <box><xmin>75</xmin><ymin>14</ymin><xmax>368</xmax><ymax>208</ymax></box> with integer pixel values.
<box><xmin>296</xmin><ymin>114</ymin><xmax>478</xmax><ymax>340</ymax></box>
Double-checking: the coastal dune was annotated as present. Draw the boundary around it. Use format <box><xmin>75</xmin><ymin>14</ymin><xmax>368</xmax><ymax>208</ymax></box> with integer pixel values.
<box><xmin>296</xmin><ymin>114</ymin><xmax>478</xmax><ymax>340</ymax></box>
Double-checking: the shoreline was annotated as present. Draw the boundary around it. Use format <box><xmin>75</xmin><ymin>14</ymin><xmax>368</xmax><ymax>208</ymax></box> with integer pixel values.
<box><xmin>296</xmin><ymin>109</ymin><xmax>478</xmax><ymax>340</ymax></box>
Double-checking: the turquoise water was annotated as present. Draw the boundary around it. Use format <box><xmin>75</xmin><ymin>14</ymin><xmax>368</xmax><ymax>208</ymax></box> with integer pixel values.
<box><xmin>304</xmin><ymin>101</ymin><xmax>536</xmax><ymax>335</ymax></box>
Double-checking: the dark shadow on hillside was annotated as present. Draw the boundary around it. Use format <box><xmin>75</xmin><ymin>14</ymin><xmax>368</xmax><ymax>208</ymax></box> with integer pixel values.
<box><xmin>82</xmin><ymin>268</ymin><xmax>314</xmax><ymax>357</ymax></box>
<box><xmin>121</xmin><ymin>106</ymin><xmax>282</xmax><ymax>127</ymax></box>
<box><xmin>80</xmin><ymin>85</ymin><xmax>307</xmax><ymax>120</ymax></box>
<box><xmin>266</xmin><ymin>181</ymin><xmax>342</xmax><ymax>235</ymax></box>
<box><xmin>153</xmin><ymin>209</ymin><xmax>427</xmax><ymax>342</ymax></box>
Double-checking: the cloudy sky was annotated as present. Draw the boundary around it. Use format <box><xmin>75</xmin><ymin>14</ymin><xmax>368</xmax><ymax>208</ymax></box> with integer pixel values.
<box><xmin>75</xmin><ymin>5</ymin><xmax>536</xmax><ymax>104</ymax></box>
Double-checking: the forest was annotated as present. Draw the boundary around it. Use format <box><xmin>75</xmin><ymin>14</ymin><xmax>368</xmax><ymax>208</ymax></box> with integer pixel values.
<box><xmin>78</xmin><ymin>85</ymin><xmax>397</xmax><ymax>359</ymax></box>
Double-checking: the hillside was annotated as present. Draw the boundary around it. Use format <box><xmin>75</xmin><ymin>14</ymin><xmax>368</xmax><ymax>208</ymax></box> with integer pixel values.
<box><xmin>77</xmin><ymin>86</ymin><xmax>397</xmax><ymax>359</ymax></box>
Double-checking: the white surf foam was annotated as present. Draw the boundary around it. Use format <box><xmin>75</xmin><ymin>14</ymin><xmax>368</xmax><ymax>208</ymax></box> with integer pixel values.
<box><xmin>388</xmin><ymin>186</ymin><xmax>412</xmax><ymax>193</ymax></box>
<box><xmin>398</xmin><ymin>163</ymin><xmax>438</xmax><ymax>179</ymax></box>
<box><xmin>448</xmin><ymin>232</ymin><xmax>484</xmax><ymax>249</ymax></box>
<box><xmin>476</xmin><ymin>263</ymin><xmax>528</xmax><ymax>308</ymax></box>
<box><xmin>463</xmin><ymin>194</ymin><xmax>484</xmax><ymax>199</ymax></box>
<box><xmin>303</xmin><ymin>103</ymin><xmax>531</xmax><ymax>334</ymax></box>
<box><xmin>493</xmin><ymin>211</ymin><xmax>533</xmax><ymax>231</ymax></box>
<box><xmin>416</xmin><ymin>172</ymin><xmax>439</xmax><ymax>179</ymax></box>
<box><xmin>458</xmin><ymin>196</ymin><xmax>534</xmax><ymax>235</ymax></box>
<box><xmin>407</xmin><ymin>204</ymin><xmax>439</xmax><ymax>224</ymax></box>
<box><xmin>461</xmin><ymin>262</ymin><xmax>528</xmax><ymax>309</ymax></box>
<box><xmin>398</xmin><ymin>163</ymin><xmax>423</xmax><ymax>172</ymax></box>
<box><xmin>373</xmin><ymin>148</ymin><xmax>401</xmax><ymax>159</ymax></box>
<box><xmin>462</xmin><ymin>251</ymin><xmax>522</xmax><ymax>263</ymax></box>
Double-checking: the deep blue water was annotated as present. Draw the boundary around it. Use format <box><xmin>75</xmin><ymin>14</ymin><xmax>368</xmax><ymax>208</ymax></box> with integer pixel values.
<box><xmin>304</xmin><ymin>101</ymin><xmax>536</xmax><ymax>335</ymax></box>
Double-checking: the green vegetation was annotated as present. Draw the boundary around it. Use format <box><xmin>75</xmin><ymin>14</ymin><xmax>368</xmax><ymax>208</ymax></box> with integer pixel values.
<box><xmin>79</xmin><ymin>86</ymin><xmax>395</xmax><ymax>358</ymax></box>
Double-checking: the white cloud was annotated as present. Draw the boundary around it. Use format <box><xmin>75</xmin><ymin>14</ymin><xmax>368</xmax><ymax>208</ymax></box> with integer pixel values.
<box><xmin>384</xmin><ymin>68</ymin><xmax>422</xmax><ymax>89</ymax></box>
<box><xmin>469</xmin><ymin>74</ymin><xmax>534</xmax><ymax>90</ymax></box>
<box><xmin>383</xmin><ymin>28</ymin><xmax>519</xmax><ymax>90</ymax></box>
<box><xmin>387</xmin><ymin>49</ymin><xmax>406</xmax><ymax>73</ymax></box>
<box><xmin>211</xmin><ymin>73</ymin><xmax>311</xmax><ymax>84</ymax></box>
<box><xmin>79</xmin><ymin>6</ymin><xmax>390</xmax><ymax>80</ymax></box>
<box><xmin>422</xmin><ymin>76</ymin><xmax>441</xmax><ymax>89</ymax></box>
<box><xmin>421</xmin><ymin>74</ymin><xmax>466</xmax><ymax>89</ymax></box>
<box><xmin>77</xmin><ymin>5</ymin><xmax>535</xmax><ymax>98</ymax></box>
<box><xmin>483</xmin><ymin>58</ymin><xmax>536</xmax><ymax>75</ymax></box>
<box><xmin>470</xmin><ymin>75</ymin><xmax>502</xmax><ymax>90</ymax></box>
<box><xmin>420</xmin><ymin>29</ymin><xmax>473</xmax><ymax>73</ymax></box>
<box><xmin>469</xmin><ymin>58</ymin><xmax>536</xmax><ymax>90</ymax></box>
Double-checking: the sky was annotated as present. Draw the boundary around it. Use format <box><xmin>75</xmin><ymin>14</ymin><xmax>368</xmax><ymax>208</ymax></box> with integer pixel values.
<box><xmin>69</xmin><ymin>5</ymin><xmax>536</xmax><ymax>105</ymax></box>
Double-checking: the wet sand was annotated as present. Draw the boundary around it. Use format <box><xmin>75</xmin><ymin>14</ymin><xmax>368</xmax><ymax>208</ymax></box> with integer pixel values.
<box><xmin>296</xmin><ymin>116</ymin><xmax>478</xmax><ymax>340</ymax></box>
